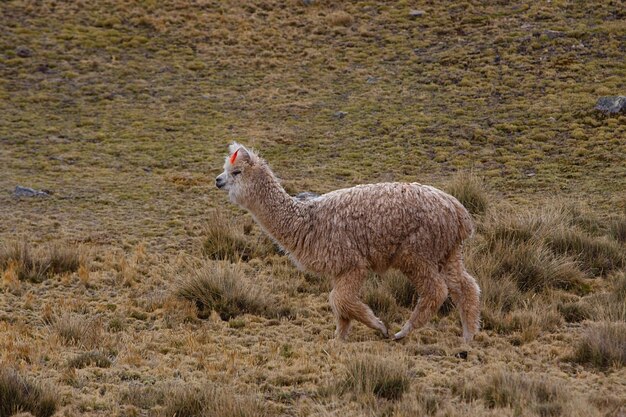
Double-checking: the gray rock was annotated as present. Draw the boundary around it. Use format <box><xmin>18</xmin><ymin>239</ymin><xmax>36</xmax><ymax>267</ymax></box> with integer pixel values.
<box><xmin>13</xmin><ymin>186</ymin><xmax>49</xmax><ymax>197</ymax></box>
<box><xmin>16</xmin><ymin>46</ymin><xmax>32</xmax><ymax>58</ymax></box>
<box><xmin>295</xmin><ymin>192</ymin><xmax>319</xmax><ymax>201</ymax></box>
<box><xmin>409</xmin><ymin>9</ymin><xmax>426</xmax><ymax>18</ymax></box>
<box><xmin>595</xmin><ymin>96</ymin><xmax>626</xmax><ymax>114</ymax></box>
<box><xmin>333</xmin><ymin>111</ymin><xmax>347</xmax><ymax>119</ymax></box>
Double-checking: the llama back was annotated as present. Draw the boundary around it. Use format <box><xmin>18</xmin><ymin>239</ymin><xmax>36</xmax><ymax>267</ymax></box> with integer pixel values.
<box><xmin>300</xmin><ymin>183</ymin><xmax>472</xmax><ymax>273</ymax></box>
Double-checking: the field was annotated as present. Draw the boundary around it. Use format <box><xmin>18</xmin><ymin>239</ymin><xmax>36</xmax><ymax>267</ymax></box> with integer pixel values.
<box><xmin>1</xmin><ymin>0</ymin><xmax>625</xmax><ymax>416</ymax></box>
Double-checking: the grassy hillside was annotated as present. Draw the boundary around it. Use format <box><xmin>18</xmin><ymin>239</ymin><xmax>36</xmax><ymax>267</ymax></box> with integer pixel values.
<box><xmin>1</xmin><ymin>1</ymin><xmax>625</xmax><ymax>416</ymax></box>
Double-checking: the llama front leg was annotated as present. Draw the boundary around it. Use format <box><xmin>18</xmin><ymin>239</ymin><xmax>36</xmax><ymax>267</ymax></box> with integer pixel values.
<box><xmin>393</xmin><ymin>270</ymin><xmax>448</xmax><ymax>341</ymax></box>
<box><xmin>329</xmin><ymin>272</ymin><xmax>388</xmax><ymax>340</ymax></box>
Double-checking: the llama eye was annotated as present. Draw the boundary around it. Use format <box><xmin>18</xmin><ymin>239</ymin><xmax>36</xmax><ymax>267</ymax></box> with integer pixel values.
<box><xmin>232</xmin><ymin>170</ymin><xmax>241</xmax><ymax>176</ymax></box>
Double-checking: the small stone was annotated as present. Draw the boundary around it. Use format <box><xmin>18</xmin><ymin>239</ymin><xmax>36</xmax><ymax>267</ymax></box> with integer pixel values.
<box><xmin>409</xmin><ymin>9</ymin><xmax>426</xmax><ymax>18</ymax></box>
<box><xmin>13</xmin><ymin>186</ymin><xmax>49</xmax><ymax>197</ymax></box>
<box><xmin>333</xmin><ymin>111</ymin><xmax>347</xmax><ymax>119</ymax></box>
<box><xmin>595</xmin><ymin>96</ymin><xmax>626</xmax><ymax>114</ymax></box>
<box><xmin>16</xmin><ymin>46</ymin><xmax>32</xmax><ymax>58</ymax></box>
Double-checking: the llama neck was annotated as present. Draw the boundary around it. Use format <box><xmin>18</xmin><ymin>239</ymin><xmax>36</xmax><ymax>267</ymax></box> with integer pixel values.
<box><xmin>244</xmin><ymin>168</ymin><xmax>303</xmax><ymax>251</ymax></box>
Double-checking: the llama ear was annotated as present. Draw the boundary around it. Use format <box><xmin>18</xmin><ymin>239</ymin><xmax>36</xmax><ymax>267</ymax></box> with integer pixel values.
<box><xmin>228</xmin><ymin>143</ymin><xmax>253</xmax><ymax>165</ymax></box>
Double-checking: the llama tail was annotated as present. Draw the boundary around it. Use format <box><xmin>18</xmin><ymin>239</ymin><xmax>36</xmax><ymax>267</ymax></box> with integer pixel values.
<box><xmin>453</xmin><ymin>199</ymin><xmax>475</xmax><ymax>241</ymax></box>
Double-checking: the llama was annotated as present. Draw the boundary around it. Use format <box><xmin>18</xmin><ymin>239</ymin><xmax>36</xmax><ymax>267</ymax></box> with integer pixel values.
<box><xmin>215</xmin><ymin>143</ymin><xmax>480</xmax><ymax>342</ymax></box>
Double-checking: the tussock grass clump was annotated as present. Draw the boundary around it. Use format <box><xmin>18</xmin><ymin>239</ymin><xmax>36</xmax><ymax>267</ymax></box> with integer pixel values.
<box><xmin>339</xmin><ymin>355</ymin><xmax>410</xmax><ymax>401</ymax></box>
<box><xmin>455</xmin><ymin>370</ymin><xmax>568</xmax><ymax>416</ymax></box>
<box><xmin>445</xmin><ymin>173</ymin><xmax>489</xmax><ymax>216</ymax></box>
<box><xmin>473</xmin><ymin>206</ymin><xmax>592</xmax><ymax>293</ymax></box>
<box><xmin>364</xmin><ymin>275</ymin><xmax>402</xmax><ymax>325</ymax></box>
<box><xmin>558</xmin><ymin>301</ymin><xmax>593</xmax><ymax>323</ymax></box>
<box><xmin>384</xmin><ymin>270</ymin><xmax>417</xmax><ymax>308</ymax></box>
<box><xmin>164</xmin><ymin>385</ymin><xmax>269</xmax><ymax>417</ymax></box>
<box><xmin>67</xmin><ymin>351</ymin><xmax>112</xmax><ymax>369</ymax></box>
<box><xmin>0</xmin><ymin>241</ymin><xmax>83</xmax><ymax>283</ymax></box>
<box><xmin>327</xmin><ymin>11</ymin><xmax>354</xmax><ymax>27</ymax></box>
<box><xmin>546</xmin><ymin>229</ymin><xmax>624</xmax><ymax>276</ymax></box>
<box><xmin>0</xmin><ymin>368</ymin><xmax>57</xmax><ymax>417</ymax></box>
<box><xmin>175</xmin><ymin>261</ymin><xmax>287</xmax><ymax>320</ymax></box>
<box><xmin>588</xmin><ymin>272</ymin><xmax>626</xmax><ymax>322</ymax></box>
<box><xmin>201</xmin><ymin>213</ymin><xmax>276</xmax><ymax>262</ymax></box>
<box><xmin>494</xmin><ymin>241</ymin><xmax>585</xmax><ymax>292</ymax></box>
<box><xmin>53</xmin><ymin>313</ymin><xmax>102</xmax><ymax>348</ymax></box>
<box><xmin>572</xmin><ymin>322</ymin><xmax>626</xmax><ymax>369</ymax></box>
<box><xmin>609</xmin><ymin>214</ymin><xmax>626</xmax><ymax>243</ymax></box>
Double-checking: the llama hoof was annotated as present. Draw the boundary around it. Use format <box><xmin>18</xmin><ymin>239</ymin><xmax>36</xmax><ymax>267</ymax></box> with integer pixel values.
<box><xmin>392</xmin><ymin>331</ymin><xmax>407</xmax><ymax>341</ymax></box>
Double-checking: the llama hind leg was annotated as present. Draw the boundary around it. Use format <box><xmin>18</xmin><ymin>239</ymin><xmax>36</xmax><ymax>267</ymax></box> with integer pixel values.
<box><xmin>448</xmin><ymin>271</ymin><xmax>481</xmax><ymax>343</ymax></box>
<box><xmin>329</xmin><ymin>272</ymin><xmax>388</xmax><ymax>340</ymax></box>
<box><xmin>444</xmin><ymin>250</ymin><xmax>481</xmax><ymax>342</ymax></box>
<box><xmin>393</xmin><ymin>269</ymin><xmax>448</xmax><ymax>341</ymax></box>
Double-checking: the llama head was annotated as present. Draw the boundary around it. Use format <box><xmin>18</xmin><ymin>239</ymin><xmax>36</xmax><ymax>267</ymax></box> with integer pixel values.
<box><xmin>216</xmin><ymin>142</ymin><xmax>263</xmax><ymax>205</ymax></box>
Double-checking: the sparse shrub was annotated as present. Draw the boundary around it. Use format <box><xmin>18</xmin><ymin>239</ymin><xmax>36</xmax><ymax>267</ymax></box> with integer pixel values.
<box><xmin>0</xmin><ymin>241</ymin><xmax>83</xmax><ymax>283</ymax></box>
<box><xmin>445</xmin><ymin>173</ymin><xmax>489</xmax><ymax>216</ymax></box>
<box><xmin>175</xmin><ymin>261</ymin><xmax>286</xmax><ymax>320</ymax></box>
<box><xmin>53</xmin><ymin>312</ymin><xmax>102</xmax><ymax>348</ymax></box>
<box><xmin>340</xmin><ymin>355</ymin><xmax>409</xmax><ymax>401</ymax></box>
<box><xmin>164</xmin><ymin>385</ymin><xmax>268</xmax><ymax>417</ymax></box>
<box><xmin>546</xmin><ymin>228</ymin><xmax>624</xmax><ymax>276</ymax></box>
<box><xmin>67</xmin><ymin>351</ymin><xmax>112</xmax><ymax>369</ymax></box>
<box><xmin>0</xmin><ymin>368</ymin><xmax>57</xmax><ymax>417</ymax></box>
<box><xmin>572</xmin><ymin>322</ymin><xmax>626</xmax><ymax>369</ymax></box>
<box><xmin>201</xmin><ymin>213</ymin><xmax>276</xmax><ymax>262</ymax></box>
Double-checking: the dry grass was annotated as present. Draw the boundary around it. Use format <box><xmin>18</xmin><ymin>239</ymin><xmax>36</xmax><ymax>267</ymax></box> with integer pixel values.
<box><xmin>52</xmin><ymin>312</ymin><xmax>103</xmax><ymax>349</ymax></box>
<box><xmin>454</xmin><ymin>370</ymin><xmax>596</xmax><ymax>417</ymax></box>
<box><xmin>175</xmin><ymin>260</ymin><xmax>290</xmax><ymax>320</ymax></box>
<box><xmin>327</xmin><ymin>11</ymin><xmax>353</xmax><ymax>27</ymax></box>
<box><xmin>0</xmin><ymin>241</ymin><xmax>83</xmax><ymax>283</ymax></box>
<box><xmin>337</xmin><ymin>355</ymin><xmax>410</xmax><ymax>401</ymax></box>
<box><xmin>0</xmin><ymin>368</ymin><xmax>57</xmax><ymax>417</ymax></box>
<box><xmin>201</xmin><ymin>212</ymin><xmax>276</xmax><ymax>262</ymax></box>
<box><xmin>67</xmin><ymin>351</ymin><xmax>112</xmax><ymax>369</ymax></box>
<box><xmin>546</xmin><ymin>228</ymin><xmax>624</xmax><ymax>276</ymax></box>
<box><xmin>572</xmin><ymin>322</ymin><xmax>626</xmax><ymax>370</ymax></box>
<box><xmin>445</xmin><ymin>173</ymin><xmax>489</xmax><ymax>216</ymax></box>
<box><xmin>164</xmin><ymin>386</ymin><xmax>270</xmax><ymax>417</ymax></box>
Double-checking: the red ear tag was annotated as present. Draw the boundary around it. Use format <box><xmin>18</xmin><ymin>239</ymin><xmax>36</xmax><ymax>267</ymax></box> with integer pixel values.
<box><xmin>229</xmin><ymin>149</ymin><xmax>239</xmax><ymax>164</ymax></box>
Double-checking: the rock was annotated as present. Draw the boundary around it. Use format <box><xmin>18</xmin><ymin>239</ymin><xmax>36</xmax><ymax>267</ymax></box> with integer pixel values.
<box><xmin>16</xmin><ymin>46</ymin><xmax>32</xmax><ymax>58</ymax></box>
<box><xmin>595</xmin><ymin>96</ymin><xmax>626</xmax><ymax>114</ymax></box>
<box><xmin>13</xmin><ymin>186</ymin><xmax>49</xmax><ymax>197</ymax></box>
<box><xmin>454</xmin><ymin>350</ymin><xmax>468</xmax><ymax>360</ymax></box>
<box><xmin>295</xmin><ymin>192</ymin><xmax>319</xmax><ymax>201</ymax></box>
<box><xmin>409</xmin><ymin>9</ymin><xmax>426</xmax><ymax>18</ymax></box>
<box><xmin>333</xmin><ymin>111</ymin><xmax>347</xmax><ymax>119</ymax></box>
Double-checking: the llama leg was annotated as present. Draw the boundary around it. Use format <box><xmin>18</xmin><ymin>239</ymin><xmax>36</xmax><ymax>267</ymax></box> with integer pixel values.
<box><xmin>443</xmin><ymin>251</ymin><xmax>481</xmax><ymax>343</ymax></box>
<box><xmin>393</xmin><ymin>270</ymin><xmax>448</xmax><ymax>341</ymax></box>
<box><xmin>449</xmin><ymin>271</ymin><xmax>481</xmax><ymax>343</ymax></box>
<box><xmin>329</xmin><ymin>272</ymin><xmax>388</xmax><ymax>340</ymax></box>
